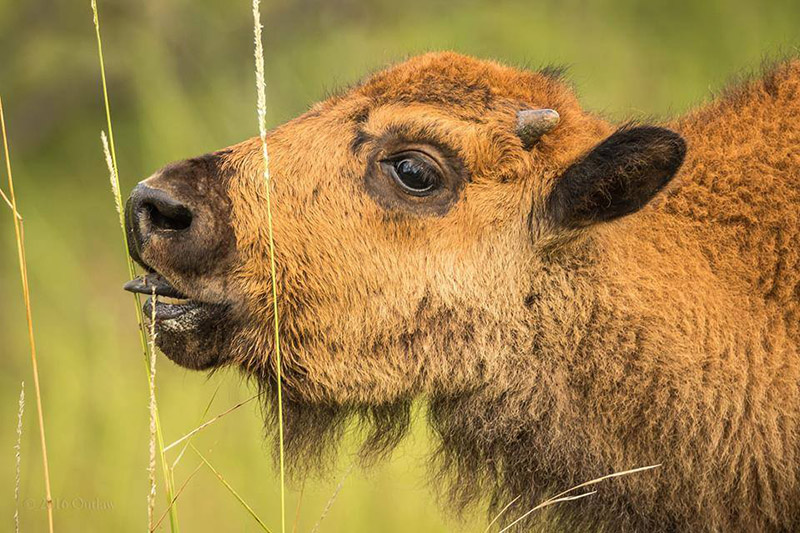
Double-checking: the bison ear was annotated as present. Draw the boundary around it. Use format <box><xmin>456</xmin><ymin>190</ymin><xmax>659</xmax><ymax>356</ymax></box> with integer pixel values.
<box><xmin>547</xmin><ymin>126</ymin><xmax>686</xmax><ymax>228</ymax></box>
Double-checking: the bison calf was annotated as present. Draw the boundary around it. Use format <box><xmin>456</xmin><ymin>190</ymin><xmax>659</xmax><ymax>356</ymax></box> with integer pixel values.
<box><xmin>124</xmin><ymin>53</ymin><xmax>800</xmax><ymax>531</ymax></box>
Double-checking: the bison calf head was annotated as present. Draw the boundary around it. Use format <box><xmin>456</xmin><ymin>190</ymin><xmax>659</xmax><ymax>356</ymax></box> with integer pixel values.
<box><xmin>124</xmin><ymin>52</ymin><xmax>684</xmax><ymax>455</ymax></box>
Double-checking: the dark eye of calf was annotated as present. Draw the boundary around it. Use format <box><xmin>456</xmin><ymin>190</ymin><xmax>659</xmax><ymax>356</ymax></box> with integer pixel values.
<box><xmin>381</xmin><ymin>151</ymin><xmax>441</xmax><ymax>196</ymax></box>
<box><xmin>363</xmin><ymin>138</ymin><xmax>467</xmax><ymax>216</ymax></box>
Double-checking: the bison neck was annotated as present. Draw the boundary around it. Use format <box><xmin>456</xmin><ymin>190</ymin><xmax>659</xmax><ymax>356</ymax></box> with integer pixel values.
<box><xmin>428</xmin><ymin>211</ymin><xmax>799</xmax><ymax>531</ymax></box>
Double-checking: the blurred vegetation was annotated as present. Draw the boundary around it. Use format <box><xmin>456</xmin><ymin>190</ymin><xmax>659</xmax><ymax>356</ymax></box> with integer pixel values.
<box><xmin>0</xmin><ymin>0</ymin><xmax>798</xmax><ymax>530</ymax></box>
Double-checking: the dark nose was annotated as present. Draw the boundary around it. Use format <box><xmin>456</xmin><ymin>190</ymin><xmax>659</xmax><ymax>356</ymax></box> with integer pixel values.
<box><xmin>125</xmin><ymin>184</ymin><xmax>193</xmax><ymax>263</ymax></box>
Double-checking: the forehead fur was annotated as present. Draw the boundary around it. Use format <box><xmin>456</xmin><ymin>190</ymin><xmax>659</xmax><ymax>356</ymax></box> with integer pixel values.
<box><xmin>301</xmin><ymin>51</ymin><xmax>592</xmax><ymax>147</ymax></box>
<box><xmin>284</xmin><ymin>52</ymin><xmax>610</xmax><ymax>191</ymax></box>
<box><xmin>357</xmin><ymin>52</ymin><xmax>574</xmax><ymax>115</ymax></box>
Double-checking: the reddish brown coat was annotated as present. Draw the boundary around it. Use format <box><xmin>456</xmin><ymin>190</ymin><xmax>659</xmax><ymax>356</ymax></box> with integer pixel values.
<box><xmin>138</xmin><ymin>53</ymin><xmax>800</xmax><ymax>531</ymax></box>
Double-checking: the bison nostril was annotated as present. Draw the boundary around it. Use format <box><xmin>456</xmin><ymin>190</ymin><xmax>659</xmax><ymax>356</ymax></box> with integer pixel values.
<box><xmin>143</xmin><ymin>200</ymin><xmax>193</xmax><ymax>231</ymax></box>
<box><xmin>126</xmin><ymin>184</ymin><xmax>195</xmax><ymax>261</ymax></box>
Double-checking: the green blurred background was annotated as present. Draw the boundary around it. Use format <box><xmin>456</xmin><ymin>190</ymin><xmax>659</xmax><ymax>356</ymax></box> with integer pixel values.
<box><xmin>0</xmin><ymin>0</ymin><xmax>798</xmax><ymax>530</ymax></box>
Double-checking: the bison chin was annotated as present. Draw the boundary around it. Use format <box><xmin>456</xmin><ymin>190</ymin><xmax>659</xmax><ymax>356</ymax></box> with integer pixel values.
<box><xmin>124</xmin><ymin>273</ymin><xmax>236</xmax><ymax>370</ymax></box>
<box><xmin>146</xmin><ymin>300</ymin><xmax>234</xmax><ymax>370</ymax></box>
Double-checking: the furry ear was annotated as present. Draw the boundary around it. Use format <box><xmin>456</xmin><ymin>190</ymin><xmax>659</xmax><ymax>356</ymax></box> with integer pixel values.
<box><xmin>547</xmin><ymin>126</ymin><xmax>686</xmax><ymax>228</ymax></box>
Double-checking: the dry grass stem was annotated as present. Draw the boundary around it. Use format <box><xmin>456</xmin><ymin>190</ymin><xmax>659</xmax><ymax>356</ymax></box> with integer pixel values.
<box><xmin>1</xmin><ymin>95</ymin><xmax>55</xmax><ymax>533</ymax></box>
<box><xmin>100</xmin><ymin>131</ymin><xmax>121</xmax><ymax>216</ymax></box>
<box><xmin>251</xmin><ymin>2</ymin><xmax>286</xmax><ymax>530</ymax></box>
<box><xmin>147</xmin><ymin>291</ymin><xmax>158</xmax><ymax>530</ymax></box>
<box><xmin>164</xmin><ymin>393</ymin><xmax>261</xmax><ymax>452</ymax></box>
<box><xmin>14</xmin><ymin>382</ymin><xmax>25</xmax><ymax>533</ymax></box>
<box><xmin>190</xmin><ymin>444</ymin><xmax>273</xmax><ymax>533</ymax></box>
<box><xmin>496</xmin><ymin>464</ymin><xmax>661</xmax><ymax>532</ymax></box>
<box><xmin>291</xmin><ymin>480</ymin><xmax>306</xmax><ymax>533</ymax></box>
<box><xmin>0</xmin><ymin>186</ymin><xmax>22</xmax><ymax>219</ymax></box>
<box><xmin>483</xmin><ymin>495</ymin><xmax>521</xmax><ymax>533</ymax></box>
<box><xmin>310</xmin><ymin>464</ymin><xmax>354</xmax><ymax>533</ymax></box>
<box><xmin>528</xmin><ymin>489</ymin><xmax>597</xmax><ymax>509</ymax></box>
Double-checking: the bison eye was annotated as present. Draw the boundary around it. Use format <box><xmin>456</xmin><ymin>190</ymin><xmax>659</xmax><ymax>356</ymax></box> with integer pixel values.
<box><xmin>381</xmin><ymin>152</ymin><xmax>441</xmax><ymax>196</ymax></box>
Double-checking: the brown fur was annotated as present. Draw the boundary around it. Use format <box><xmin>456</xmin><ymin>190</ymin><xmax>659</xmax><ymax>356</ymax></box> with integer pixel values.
<box><xmin>138</xmin><ymin>53</ymin><xmax>800</xmax><ymax>531</ymax></box>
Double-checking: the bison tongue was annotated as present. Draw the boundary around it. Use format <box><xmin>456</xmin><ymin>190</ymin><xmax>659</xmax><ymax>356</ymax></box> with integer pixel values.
<box><xmin>123</xmin><ymin>273</ymin><xmax>188</xmax><ymax>298</ymax></box>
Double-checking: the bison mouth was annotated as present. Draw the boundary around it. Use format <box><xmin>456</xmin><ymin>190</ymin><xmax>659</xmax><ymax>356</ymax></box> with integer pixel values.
<box><xmin>123</xmin><ymin>272</ymin><xmax>232</xmax><ymax>370</ymax></box>
<box><xmin>124</xmin><ymin>273</ymin><xmax>201</xmax><ymax>321</ymax></box>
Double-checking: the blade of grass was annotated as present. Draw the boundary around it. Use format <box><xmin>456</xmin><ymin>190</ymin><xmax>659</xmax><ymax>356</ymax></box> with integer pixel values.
<box><xmin>310</xmin><ymin>464</ymin><xmax>354</xmax><ymax>533</ymax></box>
<box><xmin>190</xmin><ymin>444</ymin><xmax>273</xmax><ymax>533</ymax></box>
<box><xmin>1</xmin><ymin>95</ymin><xmax>55</xmax><ymax>533</ymax></box>
<box><xmin>496</xmin><ymin>464</ymin><xmax>661</xmax><ymax>533</ymax></box>
<box><xmin>157</xmin><ymin>438</ymin><xmax>221</xmax><ymax>532</ymax></box>
<box><xmin>152</xmin><ymin>461</ymin><xmax>204</xmax><ymax>532</ymax></box>
<box><xmin>171</xmin><ymin>382</ymin><xmax>223</xmax><ymax>470</ymax></box>
<box><xmin>164</xmin><ymin>393</ymin><xmax>261</xmax><ymax>452</ymax></box>
<box><xmin>14</xmin><ymin>382</ymin><xmax>25</xmax><ymax>533</ymax></box>
<box><xmin>251</xmin><ymin>2</ymin><xmax>286</xmax><ymax>532</ymax></box>
<box><xmin>91</xmin><ymin>2</ymin><xmax>179</xmax><ymax>528</ymax></box>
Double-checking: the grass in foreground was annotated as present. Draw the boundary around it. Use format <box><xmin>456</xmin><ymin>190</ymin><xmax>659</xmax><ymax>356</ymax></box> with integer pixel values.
<box><xmin>491</xmin><ymin>464</ymin><xmax>662</xmax><ymax>532</ymax></box>
<box><xmin>14</xmin><ymin>382</ymin><xmax>25</xmax><ymax>533</ymax></box>
<box><xmin>148</xmin><ymin>291</ymin><xmax>159</xmax><ymax>529</ymax></box>
<box><xmin>91</xmin><ymin>1</ymin><xmax>178</xmax><ymax>529</ymax></box>
<box><xmin>190</xmin><ymin>444</ymin><xmax>273</xmax><ymax>532</ymax></box>
<box><xmin>251</xmin><ymin>0</ymin><xmax>287</xmax><ymax>531</ymax></box>
<box><xmin>93</xmin><ymin>2</ymin><xmax>276</xmax><ymax>530</ymax></box>
<box><xmin>1</xmin><ymin>95</ymin><xmax>55</xmax><ymax>533</ymax></box>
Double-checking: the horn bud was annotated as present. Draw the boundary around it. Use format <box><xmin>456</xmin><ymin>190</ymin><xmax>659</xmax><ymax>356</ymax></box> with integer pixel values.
<box><xmin>516</xmin><ymin>109</ymin><xmax>560</xmax><ymax>149</ymax></box>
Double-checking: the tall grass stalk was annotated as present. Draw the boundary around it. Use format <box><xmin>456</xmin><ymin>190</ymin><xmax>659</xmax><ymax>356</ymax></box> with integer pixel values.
<box><xmin>148</xmin><ymin>291</ymin><xmax>158</xmax><ymax>530</ymax></box>
<box><xmin>101</xmin><ymin>130</ymin><xmax>178</xmax><ymax>531</ymax></box>
<box><xmin>251</xmin><ymin>1</ymin><xmax>286</xmax><ymax>531</ymax></box>
<box><xmin>92</xmin><ymin>2</ymin><xmax>179</xmax><ymax>528</ymax></box>
<box><xmin>1</xmin><ymin>95</ymin><xmax>55</xmax><ymax>533</ymax></box>
<box><xmin>14</xmin><ymin>382</ymin><xmax>25</xmax><ymax>533</ymax></box>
